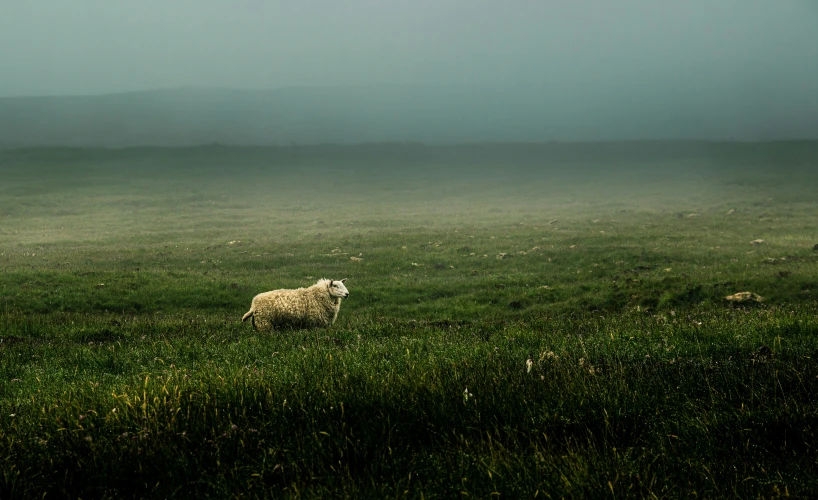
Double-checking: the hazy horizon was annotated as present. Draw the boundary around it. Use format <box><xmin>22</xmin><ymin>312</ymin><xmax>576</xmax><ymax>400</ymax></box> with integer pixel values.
<box><xmin>2</xmin><ymin>1</ymin><xmax>817</xmax><ymax>143</ymax></box>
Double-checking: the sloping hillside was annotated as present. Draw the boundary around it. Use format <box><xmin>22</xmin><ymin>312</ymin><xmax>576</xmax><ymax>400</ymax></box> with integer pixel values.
<box><xmin>1</xmin><ymin>85</ymin><xmax>816</xmax><ymax>147</ymax></box>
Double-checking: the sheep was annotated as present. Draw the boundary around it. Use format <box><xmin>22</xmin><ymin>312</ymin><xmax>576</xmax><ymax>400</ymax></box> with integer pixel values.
<box><xmin>241</xmin><ymin>278</ymin><xmax>349</xmax><ymax>331</ymax></box>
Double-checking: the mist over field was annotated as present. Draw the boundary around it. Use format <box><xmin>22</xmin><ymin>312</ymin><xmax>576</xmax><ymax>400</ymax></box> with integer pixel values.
<box><xmin>3</xmin><ymin>1</ymin><xmax>818</xmax><ymax>498</ymax></box>
<box><xmin>3</xmin><ymin>83</ymin><xmax>818</xmax><ymax>148</ymax></box>
<box><xmin>1</xmin><ymin>0</ymin><xmax>817</xmax><ymax>146</ymax></box>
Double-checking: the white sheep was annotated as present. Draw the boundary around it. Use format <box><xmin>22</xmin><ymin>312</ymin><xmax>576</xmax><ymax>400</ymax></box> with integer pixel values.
<box><xmin>241</xmin><ymin>278</ymin><xmax>349</xmax><ymax>331</ymax></box>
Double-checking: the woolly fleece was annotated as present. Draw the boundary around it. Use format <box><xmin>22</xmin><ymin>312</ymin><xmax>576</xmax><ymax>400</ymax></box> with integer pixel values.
<box><xmin>242</xmin><ymin>278</ymin><xmax>348</xmax><ymax>331</ymax></box>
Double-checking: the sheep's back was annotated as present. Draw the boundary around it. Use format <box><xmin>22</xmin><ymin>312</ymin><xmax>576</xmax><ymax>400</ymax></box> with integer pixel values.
<box><xmin>251</xmin><ymin>286</ymin><xmax>334</xmax><ymax>328</ymax></box>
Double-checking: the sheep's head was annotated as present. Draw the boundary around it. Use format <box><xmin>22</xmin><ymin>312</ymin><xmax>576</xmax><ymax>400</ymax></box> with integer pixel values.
<box><xmin>328</xmin><ymin>279</ymin><xmax>349</xmax><ymax>299</ymax></box>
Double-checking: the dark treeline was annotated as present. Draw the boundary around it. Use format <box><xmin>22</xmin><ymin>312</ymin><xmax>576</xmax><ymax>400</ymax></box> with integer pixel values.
<box><xmin>3</xmin><ymin>140</ymin><xmax>818</xmax><ymax>172</ymax></box>
<box><xmin>2</xmin><ymin>86</ymin><xmax>817</xmax><ymax>148</ymax></box>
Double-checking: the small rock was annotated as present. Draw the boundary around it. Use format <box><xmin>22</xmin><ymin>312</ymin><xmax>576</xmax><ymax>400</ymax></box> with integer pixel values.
<box><xmin>751</xmin><ymin>239</ymin><xmax>764</xmax><ymax>245</ymax></box>
<box><xmin>725</xmin><ymin>292</ymin><xmax>763</xmax><ymax>303</ymax></box>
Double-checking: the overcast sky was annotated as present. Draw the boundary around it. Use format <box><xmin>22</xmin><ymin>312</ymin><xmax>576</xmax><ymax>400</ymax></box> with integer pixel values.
<box><xmin>1</xmin><ymin>0</ymin><xmax>817</xmax><ymax>97</ymax></box>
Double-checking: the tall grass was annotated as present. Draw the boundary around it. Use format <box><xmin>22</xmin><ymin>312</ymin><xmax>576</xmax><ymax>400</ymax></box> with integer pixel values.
<box><xmin>1</xmin><ymin>144</ymin><xmax>817</xmax><ymax>497</ymax></box>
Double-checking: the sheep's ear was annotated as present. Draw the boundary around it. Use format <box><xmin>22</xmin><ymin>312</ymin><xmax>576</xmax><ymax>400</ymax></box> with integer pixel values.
<box><xmin>329</xmin><ymin>280</ymin><xmax>333</xmax><ymax>286</ymax></box>
<box><xmin>340</xmin><ymin>278</ymin><xmax>347</xmax><ymax>283</ymax></box>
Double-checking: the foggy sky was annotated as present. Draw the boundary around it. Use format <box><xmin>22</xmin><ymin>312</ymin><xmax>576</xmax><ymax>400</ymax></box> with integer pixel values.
<box><xmin>2</xmin><ymin>0</ymin><xmax>817</xmax><ymax>97</ymax></box>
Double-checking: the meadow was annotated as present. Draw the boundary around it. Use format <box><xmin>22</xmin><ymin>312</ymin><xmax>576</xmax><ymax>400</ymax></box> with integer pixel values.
<box><xmin>1</xmin><ymin>142</ymin><xmax>817</xmax><ymax>498</ymax></box>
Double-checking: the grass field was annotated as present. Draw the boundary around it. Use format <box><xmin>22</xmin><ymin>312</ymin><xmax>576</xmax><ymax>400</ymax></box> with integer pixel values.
<box><xmin>1</xmin><ymin>142</ymin><xmax>817</xmax><ymax>498</ymax></box>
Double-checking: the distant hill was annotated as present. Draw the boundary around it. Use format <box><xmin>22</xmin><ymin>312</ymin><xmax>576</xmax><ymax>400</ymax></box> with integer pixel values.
<box><xmin>1</xmin><ymin>85</ymin><xmax>816</xmax><ymax>147</ymax></box>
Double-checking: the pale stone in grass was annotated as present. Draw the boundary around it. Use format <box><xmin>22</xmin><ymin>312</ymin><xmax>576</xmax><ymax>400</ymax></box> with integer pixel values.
<box><xmin>725</xmin><ymin>292</ymin><xmax>763</xmax><ymax>303</ymax></box>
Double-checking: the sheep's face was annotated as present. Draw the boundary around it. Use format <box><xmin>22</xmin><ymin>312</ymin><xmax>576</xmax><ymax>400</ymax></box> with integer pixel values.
<box><xmin>328</xmin><ymin>279</ymin><xmax>349</xmax><ymax>299</ymax></box>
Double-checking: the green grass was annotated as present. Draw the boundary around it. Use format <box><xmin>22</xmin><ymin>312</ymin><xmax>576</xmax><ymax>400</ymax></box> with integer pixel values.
<box><xmin>1</xmin><ymin>143</ymin><xmax>817</xmax><ymax>498</ymax></box>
